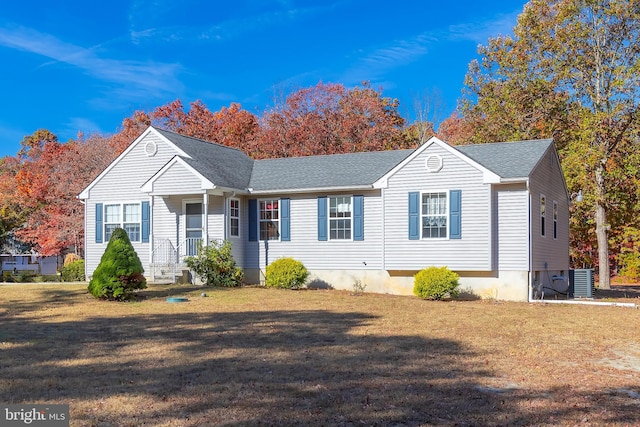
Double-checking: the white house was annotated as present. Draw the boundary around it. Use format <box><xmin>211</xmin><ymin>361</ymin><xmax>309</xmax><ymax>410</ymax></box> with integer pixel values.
<box><xmin>79</xmin><ymin>126</ymin><xmax>570</xmax><ymax>301</ymax></box>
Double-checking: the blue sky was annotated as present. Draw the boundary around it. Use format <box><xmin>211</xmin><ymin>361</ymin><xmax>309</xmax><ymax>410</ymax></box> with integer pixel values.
<box><xmin>0</xmin><ymin>0</ymin><xmax>527</xmax><ymax>158</ymax></box>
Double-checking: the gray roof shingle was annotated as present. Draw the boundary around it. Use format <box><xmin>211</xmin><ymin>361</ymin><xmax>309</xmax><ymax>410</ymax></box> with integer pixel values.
<box><xmin>455</xmin><ymin>139</ymin><xmax>553</xmax><ymax>179</ymax></box>
<box><xmin>249</xmin><ymin>150</ymin><xmax>414</xmax><ymax>192</ymax></box>
<box><xmin>158</xmin><ymin>127</ymin><xmax>554</xmax><ymax>192</ymax></box>
<box><xmin>156</xmin><ymin>128</ymin><xmax>254</xmax><ymax>190</ymax></box>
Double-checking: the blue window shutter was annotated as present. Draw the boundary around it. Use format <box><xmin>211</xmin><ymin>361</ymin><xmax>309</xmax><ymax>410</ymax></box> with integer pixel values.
<box><xmin>280</xmin><ymin>198</ymin><xmax>290</xmax><ymax>241</ymax></box>
<box><xmin>141</xmin><ymin>201</ymin><xmax>150</xmax><ymax>243</ymax></box>
<box><xmin>95</xmin><ymin>203</ymin><xmax>103</xmax><ymax>243</ymax></box>
<box><xmin>318</xmin><ymin>197</ymin><xmax>328</xmax><ymax>241</ymax></box>
<box><xmin>408</xmin><ymin>192</ymin><xmax>420</xmax><ymax>240</ymax></box>
<box><xmin>353</xmin><ymin>195</ymin><xmax>364</xmax><ymax>241</ymax></box>
<box><xmin>248</xmin><ymin>199</ymin><xmax>257</xmax><ymax>241</ymax></box>
<box><xmin>450</xmin><ymin>190</ymin><xmax>462</xmax><ymax>239</ymax></box>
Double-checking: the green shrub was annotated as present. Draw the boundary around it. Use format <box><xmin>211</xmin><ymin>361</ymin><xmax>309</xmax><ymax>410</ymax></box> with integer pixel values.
<box><xmin>185</xmin><ymin>240</ymin><xmax>243</xmax><ymax>287</ymax></box>
<box><xmin>88</xmin><ymin>228</ymin><xmax>147</xmax><ymax>300</ymax></box>
<box><xmin>62</xmin><ymin>259</ymin><xmax>85</xmax><ymax>282</ymax></box>
<box><xmin>265</xmin><ymin>257</ymin><xmax>309</xmax><ymax>289</ymax></box>
<box><xmin>413</xmin><ymin>266</ymin><xmax>460</xmax><ymax>300</ymax></box>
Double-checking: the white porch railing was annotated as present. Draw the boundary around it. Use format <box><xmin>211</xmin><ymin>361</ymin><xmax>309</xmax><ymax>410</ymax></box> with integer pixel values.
<box><xmin>176</xmin><ymin>238</ymin><xmax>202</xmax><ymax>260</ymax></box>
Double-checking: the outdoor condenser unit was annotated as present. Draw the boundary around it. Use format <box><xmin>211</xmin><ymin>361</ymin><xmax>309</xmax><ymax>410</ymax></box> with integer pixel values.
<box><xmin>569</xmin><ymin>269</ymin><xmax>594</xmax><ymax>298</ymax></box>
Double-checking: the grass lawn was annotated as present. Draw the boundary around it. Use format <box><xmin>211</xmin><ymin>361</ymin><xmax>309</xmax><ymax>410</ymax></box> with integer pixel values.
<box><xmin>1</xmin><ymin>283</ymin><xmax>639</xmax><ymax>426</ymax></box>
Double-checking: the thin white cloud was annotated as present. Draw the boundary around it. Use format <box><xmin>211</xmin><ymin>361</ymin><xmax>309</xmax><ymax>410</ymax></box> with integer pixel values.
<box><xmin>127</xmin><ymin>2</ymin><xmax>344</xmax><ymax>45</ymax></box>
<box><xmin>0</xmin><ymin>24</ymin><xmax>183</xmax><ymax>97</ymax></box>
<box><xmin>448</xmin><ymin>11</ymin><xmax>521</xmax><ymax>44</ymax></box>
<box><xmin>339</xmin><ymin>34</ymin><xmax>436</xmax><ymax>86</ymax></box>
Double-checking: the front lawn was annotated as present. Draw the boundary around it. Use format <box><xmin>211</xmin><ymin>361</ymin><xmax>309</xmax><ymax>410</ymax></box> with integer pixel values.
<box><xmin>0</xmin><ymin>283</ymin><xmax>638</xmax><ymax>426</ymax></box>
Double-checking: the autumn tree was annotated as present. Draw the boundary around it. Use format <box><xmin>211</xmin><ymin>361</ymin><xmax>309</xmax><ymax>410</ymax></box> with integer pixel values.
<box><xmin>151</xmin><ymin>100</ymin><xmax>258</xmax><ymax>151</ymax></box>
<box><xmin>0</xmin><ymin>156</ymin><xmax>27</xmax><ymax>248</ymax></box>
<box><xmin>257</xmin><ymin>82</ymin><xmax>409</xmax><ymax>158</ymax></box>
<box><xmin>461</xmin><ymin>0</ymin><xmax>640</xmax><ymax>288</ymax></box>
<box><xmin>13</xmin><ymin>131</ymin><xmax>115</xmax><ymax>256</ymax></box>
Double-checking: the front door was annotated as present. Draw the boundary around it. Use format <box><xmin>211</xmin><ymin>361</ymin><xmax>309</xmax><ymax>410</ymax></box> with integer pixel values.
<box><xmin>185</xmin><ymin>202</ymin><xmax>203</xmax><ymax>256</ymax></box>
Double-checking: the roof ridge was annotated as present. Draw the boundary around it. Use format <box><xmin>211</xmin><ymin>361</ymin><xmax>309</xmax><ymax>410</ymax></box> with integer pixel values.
<box><xmin>154</xmin><ymin>126</ymin><xmax>250</xmax><ymax>156</ymax></box>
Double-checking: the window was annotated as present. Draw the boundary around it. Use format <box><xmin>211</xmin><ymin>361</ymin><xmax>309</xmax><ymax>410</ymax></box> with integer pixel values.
<box><xmin>422</xmin><ymin>192</ymin><xmax>447</xmax><ymax>238</ymax></box>
<box><xmin>259</xmin><ymin>199</ymin><xmax>279</xmax><ymax>240</ymax></box>
<box><xmin>104</xmin><ymin>203</ymin><xmax>141</xmax><ymax>242</ymax></box>
<box><xmin>553</xmin><ymin>201</ymin><xmax>558</xmax><ymax>239</ymax></box>
<box><xmin>229</xmin><ymin>199</ymin><xmax>240</xmax><ymax>238</ymax></box>
<box><xmin>540</xmin><ymin>195</ymin><xmax>546</xmax><ymax>237</ymax></box>
<box><xmin>329</xmin><ymin>196</ymin><xmax>352</xmax><ymax>240</ymax></box>
<box><xmin>123</xmin><ymin>204</ymin><xmax>141</xmax><ymax>242</ymax></box>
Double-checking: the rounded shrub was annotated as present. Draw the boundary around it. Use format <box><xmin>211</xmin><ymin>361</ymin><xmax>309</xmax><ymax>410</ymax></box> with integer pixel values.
<box><xmin>413</xmin><ymin>266</ymin><xmax>460</xmax><ymax>300</ymax></box>
<box><xmin>88</xmin><ymin>227</ymin><xmax>146</xmax><ymax>300</ymax></box>
<box><xmin>62</xmin><ymin>259</ymin><xmax>85</xmax><ymax>282</ymax></box>
<box><xmin>185</xmin><ymin>240</ymin><xmax>243</xmax><ymax>287</ymax></box>
<box><xmin>265</xmin><ymin>257</ymin><xmax>309</xmax><ymax>289</ymax></box>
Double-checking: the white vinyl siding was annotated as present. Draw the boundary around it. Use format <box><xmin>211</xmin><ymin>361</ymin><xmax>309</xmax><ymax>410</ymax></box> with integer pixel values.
<box><xmin>496</xmin><ymin>189</ymin><xmax>529</xmax><ymax>270</ymax></box>
<box><xmin>383</xmin><ymin>143</ymin><xmax>491</xmax><ymax>271</ymax></box>
<box><xmin>243</xmin><ymin>190</ymin><xmax>383</xmax><ymax>270</ymax></box>
<box><xmin>529</xmin><ymin>149</ymin><xmax>570</xmax><ymax>271</ymax></box>
<box><xmin>84</xmin><ymin>132</ymin><xmax>179</xmax><ymax>277</ymax></box>
<box><xmin>151</xmin><ymin>161</ymin><xmax>204</xmax><ymax>194</ymax></box>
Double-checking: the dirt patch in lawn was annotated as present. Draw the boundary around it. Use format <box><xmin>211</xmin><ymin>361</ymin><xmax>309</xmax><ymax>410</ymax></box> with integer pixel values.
<box><xmin>0</xmin><ymin>283</ymin><xmax>638</xmax><ymax>426</ymax></box>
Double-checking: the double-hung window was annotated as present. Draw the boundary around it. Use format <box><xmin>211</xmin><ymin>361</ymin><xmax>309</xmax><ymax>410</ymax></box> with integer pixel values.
<box><xmin>104</xmin><ymin>203</ymin><xmax>141</xmax><ymax>242</ymax></box>
<box><xmin>259</xmin><ymin>199</ymin><xmax>280</xmax><ymax>240</ymax></box>
<box><xmin>329</xmin><ymin>196</ymin><xmax>352</xmax><ymax>240</ymax></box>
<box><xmin>553</xmin><ymin>200</ymin><xmax>558</xmax><ymax>239</ymax></box>
<box><xmin>422</xmin><ymin>192</ymin><xmax>447</xmax><ymax>238</ymax></box>
<box><xmin>229</xmin><ymin>199</ymin><xmax>240</xmax><ymax>238</ymax></box>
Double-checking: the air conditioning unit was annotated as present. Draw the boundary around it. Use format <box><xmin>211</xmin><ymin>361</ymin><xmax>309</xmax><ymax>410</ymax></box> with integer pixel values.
<box><xmin>569</xmin><ymin>269</ymin><xmax>594</xmax><ymax>298</ymax></box>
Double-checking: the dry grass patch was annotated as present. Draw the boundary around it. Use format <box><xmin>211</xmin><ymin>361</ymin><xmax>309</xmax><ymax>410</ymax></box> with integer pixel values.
<box><xmin>0</xmin><ymin>283</ymin><xmax>639</xmax><ymax>426</ymax></box>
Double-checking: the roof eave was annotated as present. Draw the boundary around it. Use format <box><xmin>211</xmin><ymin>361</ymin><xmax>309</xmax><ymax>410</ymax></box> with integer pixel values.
<box><xmin>249</xmin><ymin>184</ymin><xmax>375</xmax><ymax>195</ymax></box>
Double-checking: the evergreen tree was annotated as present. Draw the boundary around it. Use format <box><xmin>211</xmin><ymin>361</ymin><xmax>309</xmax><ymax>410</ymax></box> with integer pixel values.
<box><xmin>88</xmin><ymin>227</ymin><xmax>146</xmax><ymax>300</ymax></box>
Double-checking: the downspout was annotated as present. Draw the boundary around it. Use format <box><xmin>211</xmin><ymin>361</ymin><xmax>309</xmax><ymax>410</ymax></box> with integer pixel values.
<box><xmin>527</xmin><ymin>180</ymin><xmax>533</xmax><ymax>302</ymax></box>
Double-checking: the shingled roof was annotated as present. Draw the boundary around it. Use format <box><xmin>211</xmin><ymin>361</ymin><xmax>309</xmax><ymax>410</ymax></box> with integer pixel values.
<box><xmin>158</xmin><ymin>127</ymin><xmax>554</xmax><ymax>192</ymax></box>
<box><xmin>249</xmin><ymin>150</ymin><xmax>414</xmax><ymax>192</ymax></box>
<box><xmin>455</xmin><ymin>139</ymin><xmax>554</xmax><ymax>179</ymax></box>
<box><xmin>155</xmin><ymin>128</ymin><xmax>254</xmax><ymax>190</ymax></box>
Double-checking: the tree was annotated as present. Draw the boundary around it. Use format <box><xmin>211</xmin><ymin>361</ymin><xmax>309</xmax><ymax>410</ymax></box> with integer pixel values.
<box><xmin>257</xmin><ymin>82</ymin><xmax>409</xmax><ymax>158</ymax></box>
<box><xmin>88</xmin><ymin>227</ymin><xmax>146</xmax><ymax>300</ymax></box>
<box><xmin>13</xmin><ymin>131</ymin><xmax>116</xmax><ymax>257</ymax></box>
<box><xmin>461</xmin><ymin>0</ymin><xmax>640</xmax><ymax>288</ymax></box>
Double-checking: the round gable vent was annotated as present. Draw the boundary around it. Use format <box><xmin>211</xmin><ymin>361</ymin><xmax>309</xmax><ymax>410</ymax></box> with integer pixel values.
<box><xmin>145</xmin><ymin>140</ymin><xmax>158</xmax><ymax>157</ymax></box>
<box><xmin>425</xmin><ymin>154</ymin><xmax>443</xmax><ymax>172</ymax></box>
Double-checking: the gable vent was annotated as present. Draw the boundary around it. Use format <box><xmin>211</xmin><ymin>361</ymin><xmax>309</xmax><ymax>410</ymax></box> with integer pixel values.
<box><xmin>145</xmin><ymin>141</ymin><xmax>158</xmax><ymax>157</ymax></box>
<box><xmin>425</xmin><ymin>154</ymin><xmax>443</xmax><ymax>172</ymax></box>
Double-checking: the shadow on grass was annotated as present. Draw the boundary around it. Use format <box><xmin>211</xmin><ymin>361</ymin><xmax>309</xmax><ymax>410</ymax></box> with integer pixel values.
<box><xmin>1</xmin><ymin>305</ymin><xmax>638</xmax><ymax>425</ymax></box>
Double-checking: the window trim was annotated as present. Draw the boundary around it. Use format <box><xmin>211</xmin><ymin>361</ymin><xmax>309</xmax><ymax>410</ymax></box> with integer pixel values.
<box><xmin>553</xmin><ymin>200</ymin><xmax>558</xmax><ymax>240</ymax></box>
<box><xmin>228</xmin><ymin>198</ymin><xmax>240</xmax><ymax>239</ymax></box>
<box><xmin>420</xmin><ymin>190</ymin><xmax>449</xmax><ymax>240</ymax></box>
<box><xmin>102</xmin><ymin>202</ymin><xmax>143</xmax><ymax>243</ymax></box>
<box><xmin>259</xmin><ymin>198</ymin><xmax>280</xmax><ymax>241</ymax></box>
<box><xmin>328</xmin><ymin>195</ymin><xmax>353</xmax><ymax>241</ymax></box>
<box><xmin>540</xmin><ymin>194</ymin><xmax>546</xmax><ymax>237</ymax></box>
